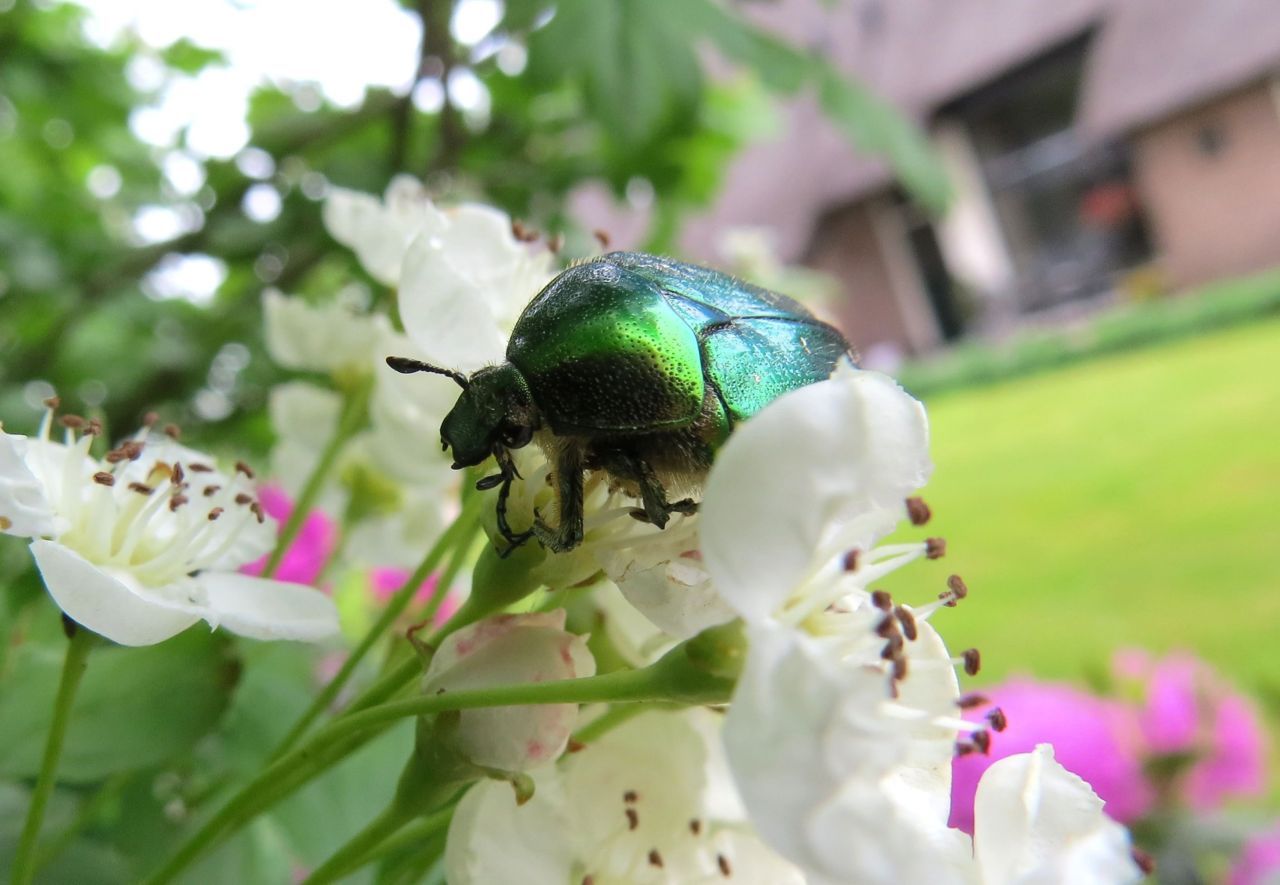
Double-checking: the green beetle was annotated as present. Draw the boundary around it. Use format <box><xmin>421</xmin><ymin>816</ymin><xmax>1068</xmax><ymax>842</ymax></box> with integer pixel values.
<box><xmin>388</xmin><ymin>251</ymin><xmax>854</xmax><ymax>553</ymax></box>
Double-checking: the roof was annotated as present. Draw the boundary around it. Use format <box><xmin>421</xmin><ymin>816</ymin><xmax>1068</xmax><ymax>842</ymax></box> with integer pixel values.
<box><xmin>679</xmin><ymin>0</ymin><xmax>1280</xmax><ymax>262</ymax></box>
<box><xmin>1080</xmin><ymin>0</ymin><xmax>1280</xmax><ymax>138</ymax></box>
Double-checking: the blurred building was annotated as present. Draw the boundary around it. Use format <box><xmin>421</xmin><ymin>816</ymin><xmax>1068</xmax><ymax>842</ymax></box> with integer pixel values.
<box><xmin>678</xmin><ymin>0</ymin><xmax>1280</xmax><ymax>358</ymax></box>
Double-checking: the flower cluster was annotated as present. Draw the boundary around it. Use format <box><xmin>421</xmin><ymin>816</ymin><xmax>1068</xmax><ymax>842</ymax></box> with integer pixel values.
<box><xmin>0</xmin><ymin>404</ymin><xmax>337</xmax><ymax>646</ymax></box>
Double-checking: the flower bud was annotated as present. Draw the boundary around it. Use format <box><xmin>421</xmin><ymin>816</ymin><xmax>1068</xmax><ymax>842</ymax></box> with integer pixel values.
<box><xmin>422</xmin><ymin>610</ymin><xmax>595</xmax><ymax>772</ymax></box>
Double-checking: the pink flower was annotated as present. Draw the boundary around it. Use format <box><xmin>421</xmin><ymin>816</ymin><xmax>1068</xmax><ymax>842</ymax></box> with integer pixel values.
<box><xmin>368</xmin><ymin>567</ymin><xmax>456</xmax><ymax>625</ymax></box>
<box><xmin>241</xmin><ymin>485</ymin><xmax>337</xmax><ymax>586</ymax></box>
<box><xmin>1230</xmin><ymin>823</ymin><xmax>1280</xmax><ymax>885</ymax></box>
<box><xmin>1124</xmin><ymin>650</ymin><xmax>1268</xmax><ymax>810</ymax></box>
<box><xmin>950</xmin><ymin>679</ymin><xmax>1153</xmax><ymax>833</ymax></box>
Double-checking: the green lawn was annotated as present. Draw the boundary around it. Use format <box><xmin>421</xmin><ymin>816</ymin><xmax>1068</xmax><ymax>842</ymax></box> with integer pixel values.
<box><xmin>884</xmin><ymin>316</ymin><xmax>1280</xmax><ymax>698</ymax></box>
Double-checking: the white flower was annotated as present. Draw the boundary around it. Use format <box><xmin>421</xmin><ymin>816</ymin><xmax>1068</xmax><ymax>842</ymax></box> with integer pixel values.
<box><xmin>445</xmin><ymin>709</ymin><xmax>804</xmax><ymax>884</ymax></box>
<box><xmin>726</xmin><ymin>616</ymin><xmax>1142</xmax><ymax>884</ymax></box>
<box><xmin>262</xmin><ymin>288</ymin><xmax>392</xmax><ymax>375</ymax></box>
<box><xmin>423</xmin><ymin>610</ymin><xmax>595</xmax><ymax>772</ymax></box>
<box><xmin>698</xmin><ymin>368</ymin><xmax>1140</xmax><ymax>883</ymax></box>
<box><xmin>326</xmin><ymin>174</ymin><xmax>554</xmax><ymax>374</ymax></box>
<box><xmin>0</xmin><ymin>408</ymin><xmax>339</xmax><ymax>647</ymax></box>
<box><xmin>701</xmin><ymin>367</ymin><xmax>933</xmax><ymax>625</ymax></box>
<box><xmin>397</xmin><ymin>197</ymin><xmax>554</xmax><ymax>373</ymax></box>
<box><xmin>323</xmin><ymin>175</ymin><xmax>442</xmax><ymax>287</ymax></box>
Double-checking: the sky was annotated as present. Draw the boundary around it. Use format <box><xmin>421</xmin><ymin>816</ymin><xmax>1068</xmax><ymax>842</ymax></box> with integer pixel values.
<box><xmin>69</xmin><ymin>0</ymin><xmax>505</xmax><ymax>303</ymax></box>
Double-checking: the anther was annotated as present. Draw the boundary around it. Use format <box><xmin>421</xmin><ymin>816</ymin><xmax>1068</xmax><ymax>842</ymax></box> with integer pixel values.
<box><xmin>871</xmin><ymin>589</ymin><xmax>892</xmax><ymax>610</ymax></box>
<box><xmin>203</xmin><ymin>485</ymin><xmax>221</xmax><ymax>497</ymax></box>
<box><xmin>169</xmin><ymin>494</ymin><xmax>189</xmax><ymax>511</ymax></box>
<box><xmin>250</xmin><ymin>501</ymin><xmax>265</xmax><ymax>523</ymax></box>
<box><xmin>128</xmin><ymin>482</ymin><xmax>154</xmax><ymax>496</ymax></box>
<box><xmin>234</xmin><ymin>493</ymin><xmax>253</xmax><ymax>505</ymax></box>
<box><xmin>172</xmin><ymin>463</ymin><xmax>185</xmax><ymax>485</ymax></box>
<box><xmin>718</xmin><ymin>853</ymin><xmax>732</xmax><ymax>877</ymax></box>
<box><xmin>143</xmin><ymin>411</ymin><xmax>159</xmax><ymax>426</ymax></box>
<box><xmin>93</xmin><ymin>471</ymin><xmax>115</xmax><ymax>486</ymax></box>
<box><xmin>891</xmin><ymin>656</ymin><xmax>909</xmax><ymax>681</ymax></box>
<box><xmin>121</xmin><ymin>440</ymin><xmax>144</xmax><ymax>461</ymax></box>
<box><xmin>946</xmin><ymin>575</ymin><xmax>968</xmax><ymax>599</ymax></box>
<box><xmin>625</xmin><ymin>808</ymin><xmax>639</xmax><ymax>831</ymax></box>
<box><xmin>905</xmin><ymin>496</ymin><xmax>931</xmax><ymax>525</ymax></box>
<box><xmin>689</xmin><ymin>819</ymin><xmax>702</xmax><ymax>836</ymax></box>
<box><xmin>986</xmin><ymin>707</ymin><xmax>1008</xmax><ymax>732</ymax></box>
<box><xmin>962</xmin><ymin>648</ymin><xmax>981</xmax><ymax>676</ymax></box>
<box><xmin>188</xmin><ymin>463</ymin><xmax>214</xmax><ymax>472</ymax></box>
<box><xmin>43</xmin><ymin>396</ymin><xmax>61</xmax><ymax>409</ymax></box>
<box><xmin>549</xmin><ymin>232</ymin><xmax>565</xmax><ymax>254</ymax></box>
<box><xmin>235</xmin><ymin>460</ymin><xmax>255</xmax><ymax>478</ymax></box>
<box><xmin>875</xmin><ymin>615</ymin><xmax>897</xmax><ymax>639</ymax></box>
<box><xmin>842</xmin><ymin>548</ymin><xmax>861</xmax><ymax>571</ymax></box>
<box><xmin>163</xmin><ymin>423</ymin><xmax>181</xmax><ymax>439</ymax></box>
<box><xmin>880</xmin><ymin>633</ymin><xmax>904</xmax><ymax>659</ymax></box>
<box><xmin>593</xmin><ymin>229</ymin><xmax>611</xmax><ymax>249</ymax></box>
<box><xmin>567</xmin><ymin>739</ymin><xmax>586</xmax><ymax>753</ymax></box>
<box><xmin>972</xmin><ymin>730</ymin><xmax>991</xmax><ymax>754</ymax></box>
<box><xmin>0</xmin><ymin>516</ymin><xmax>10</xmax><ymax>531</ymax></box>
<box><xmin>86</xmin><ymin>418</ymin><xmax>103</xmax><ymax>436</ymax></box>
<box><xmin>1131</xmin><ymin>847</ymin><xmax>1155</xmax><ymax>876</ymax></box>
<box><xmin>208</xmin><ymin>507</ymin><xmax>224</xmax><ymax>521</ymax></box>
<box><xmin>647</xmin><ymin>849</ymin><xmax>663</xmax><ymax>869</ymax></box>
<box><xmin>59</xmin><ymin>414</ymin><xmax>87</xmax><ymax>429</ymax></box>
<box><xmin>894</xmin><ymin>605</ymin><xmax>918</xmax><ymax>641</ymax></box>
<box><xmin>623</xmin><ymin>790</ymin><xmax>638</xmax><ymax>804</ymax></box>
<box><xmin>957</xmin><ymin>693</ymin><xmax>989</xmax><ymax>709</ymax></box>
<box><xmin>511</xmin><ymin>219</ymin><xmax>539</xmax><ymax>242</ymax></box>
<box><xmin>925</xmin><ymin>537</ymin><xmax>946</xmax><ymax>559</ymax></box>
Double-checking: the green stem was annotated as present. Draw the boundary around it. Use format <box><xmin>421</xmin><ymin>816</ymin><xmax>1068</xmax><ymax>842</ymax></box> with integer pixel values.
<box><xmin>301</xmin><ymin>803</ymin><xmax>415</xmax><ymax>885</ymax></box>
<box><xmin>413</xmin><ymin>525</ymin><xmax>479</xmax><ymax>628</ymax></box>
<box><xmin>262</xmin><ymin>378</ymin><xmax>370</xmax><ymax>579</ymax></box>
<box><xmin>357</xmin><ymin>805</ymin><xmax>454</xmax><ymax>869</ymax></box>
<box><xmin>143</xmin><ymin>644</ymin><xmax>733</xmax><ymax>885</ymax></box>
<box><xmin>270</xmin><ymin>495</ymin><xmax>485</xmax><ymax>757</ymax></box>
<box><xmin>33</xmin><ymin>772</ymin><xmax>130</xmax><ymax>872</ymax></box>
<box><xmin>11</xmin><ymin>624</ymin><xmax>93</xmax><ymax>885</ymax></box>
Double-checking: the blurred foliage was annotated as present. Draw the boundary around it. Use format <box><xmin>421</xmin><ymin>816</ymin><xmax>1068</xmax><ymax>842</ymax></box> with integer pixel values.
<box><xmin>897</xmin><ymin>268</ymin><xmax>1280</xmax><ymax>398</ymax></box>
<box><xmin>0</xmin><ymin>0</ymin><xmax>944</xmax><ymax>463</ymax></box>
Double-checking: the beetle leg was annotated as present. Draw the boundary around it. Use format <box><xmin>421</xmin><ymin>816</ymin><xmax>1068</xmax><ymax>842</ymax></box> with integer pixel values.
<box><xmin>597</xmin><ymin>448</ymin><xmax>689</xmax><ymax>530</ymax></box>
<box><xmin>494</xmin><ymin>470</ymin><xmax>534</xmax><ymax>557</ymax></box>
<box><xmin>533</xmin><ymin>445</ymin><xmax>584</xmax><ymax>553</ymax></box>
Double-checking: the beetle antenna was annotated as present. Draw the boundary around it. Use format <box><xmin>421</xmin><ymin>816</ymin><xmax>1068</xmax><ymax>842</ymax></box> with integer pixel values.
<box><xmin>385</xmin><ymin>356</ymin><xmax>469</xmax><ymax>390</ymax></box>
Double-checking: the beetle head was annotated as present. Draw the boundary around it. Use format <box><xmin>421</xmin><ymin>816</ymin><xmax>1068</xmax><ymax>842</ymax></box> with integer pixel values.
<box><xmin>439</xmin><ymin>363</ymin><xmax>536</xmax><ymax>469</ymax></box>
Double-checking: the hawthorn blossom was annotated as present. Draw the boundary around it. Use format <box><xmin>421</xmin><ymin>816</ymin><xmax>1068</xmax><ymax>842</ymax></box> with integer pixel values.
<box><xmin>0</xmin><ymin>406</ymin><xmax>338</xmax><ymax>646</ymax></box>
<box><xmin>697</xmin><ymin>369</ymin><xmax>1143</xmax><ymax>883</ymax></box>
<box><xmin>445</xmin><ymin>709</ymin><xmax>804</xmax><ymax>884</ymax></box>
<box><xmin>423</xmin><ymin>610</ymin><xmax>594</xmax><ymax>772</ymax></box>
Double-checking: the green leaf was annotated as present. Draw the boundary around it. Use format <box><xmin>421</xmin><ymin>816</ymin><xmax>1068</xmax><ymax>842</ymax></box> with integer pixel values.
<box><xmin>159</xmin><ymin>38</ymin><xmax>225</xmax><ymax>75</ymax></box>
<box><xmin>679</xmin><ymin>0</ymin><xmax>810</xmax><ymax>93</ymax></box>
<box><xmin>0</xmin><ymin>621</ymin><xmax>240</xmax><ymax>783</ymax></box>
<box><xmin>527</xmin><ymin>0</ymin><xmax>702</xmax><ymax>146</ymax></box>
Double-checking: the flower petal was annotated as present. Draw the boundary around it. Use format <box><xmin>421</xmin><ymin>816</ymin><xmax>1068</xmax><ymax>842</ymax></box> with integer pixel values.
<box><xmin>322</xmin><ymin>176</ymin><xmax>445</xmax><ymax>286</ymax></box>
<box><xmin>398</xmin><ymin>230</ymin><xmax>510</xmax><ymax>372</ymax></box>
<box><xmin>30</xmin><ymin>539</ymin><xmax>201</xmax><ymax>646</ymax></box>
<box><xmin>445</xmin><ymin>776</ymin><xmax>574</xmax><ymax>885</ymax></box>
<box><xmin>262</xmin><ymin>289</ymin><xmax>391</xmax><ymax>374</ymax></box>
<box><xmin>701</xmin><ymin>370</ymin><xmax>932</xmax><ymax>622</ymax></box>
<box><xmin>0</xmin><ymin>431</ymin><xmax>57</xmax><ymax>537</ymax></box>
<box><xmin>974</xmin><ymin>745</ymin><xmax>1143</xmax><ymax>885</ymax></box>
<box><xmin>197</xmin><ymin>570</ymin><xmax>339</xmax><ymax>641</ymax></box>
